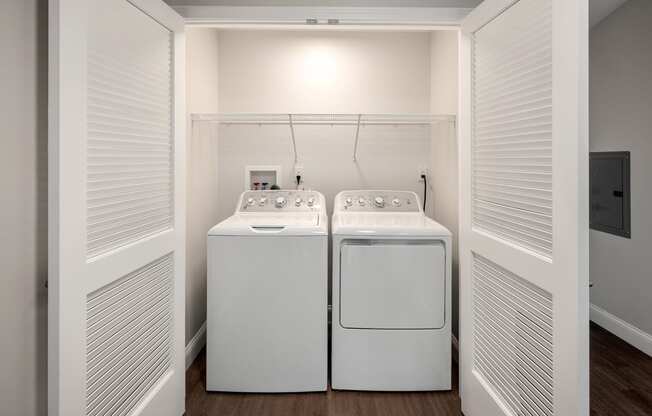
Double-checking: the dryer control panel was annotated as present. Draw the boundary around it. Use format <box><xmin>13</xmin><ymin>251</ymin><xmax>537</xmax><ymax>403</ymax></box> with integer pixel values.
<box><xmin>336</xmin><ymin>191</ymin><xmax>421</xmax><ymax>212</ymax></box>
<box><xmin>238</xmin><ymin>190</ymin><xmax>323</xmax><ymax>212</ymax></box>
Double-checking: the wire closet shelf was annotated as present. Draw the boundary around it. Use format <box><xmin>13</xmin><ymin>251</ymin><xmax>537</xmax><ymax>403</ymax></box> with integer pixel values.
<box><xmin>191</xmin><ymin>113</ymin><xmax>456</xmax><ymax>162</ymax></box>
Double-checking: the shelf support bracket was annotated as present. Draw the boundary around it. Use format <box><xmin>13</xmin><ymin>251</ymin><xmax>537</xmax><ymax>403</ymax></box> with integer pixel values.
<box><xmin>352</xmin><ymin>114</ymin><xmax>362</xmax><ymax>162</ymax></box>
<box><xmin>288</xmin><ymin>113</ymin><xmax>298</xmax><ymax>164</ymax></box>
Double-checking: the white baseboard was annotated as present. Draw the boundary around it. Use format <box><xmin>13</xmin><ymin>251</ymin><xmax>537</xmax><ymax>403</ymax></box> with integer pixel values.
<box><xmin>452</xmin><ymin>334</ymin><xmax>459</xmax><ymax>364</ymax></box>
<box><xmin>590</xmin><ymin>303</ymin><xmax>652</xmax><ymax>357</ymax></box>
<box><xmin>185</xmin><ymin>321</ymin><xmax>207</xmax><ymax>370</ymax></box>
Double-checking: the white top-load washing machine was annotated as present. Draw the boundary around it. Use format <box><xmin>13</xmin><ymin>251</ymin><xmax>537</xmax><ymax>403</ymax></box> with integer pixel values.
<box><xmin>207</xmin><ymin>190</ymin><xmax>328</xmax><ymax>392</ymax></box>
<box><xmin>331</xmin><ymin>190</ymin><xmax>452</xmax><ymax>391</ymax></box>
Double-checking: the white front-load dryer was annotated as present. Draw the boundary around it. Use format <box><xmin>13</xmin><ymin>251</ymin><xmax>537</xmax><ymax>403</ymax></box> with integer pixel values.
<box><xmin>331</xmin><ymin>190</ymin><xmax>452</xmax><ymax>391</ymax></box>
<box><xmin>207</xmin><ymin>190</ymin><xmax>328</xmax><ymax>392</ymax></box>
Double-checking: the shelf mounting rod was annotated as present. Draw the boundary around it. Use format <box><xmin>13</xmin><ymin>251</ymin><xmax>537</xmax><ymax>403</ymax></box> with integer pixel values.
<box><xmin>288</xmin><ymin>113</ymin><xmax>298</xmax><ymax>164</ymax></box>
<box><xmin>352</xmin><ymin>114</ymin><xmax>362</xmax><ymax>162</ymax></box>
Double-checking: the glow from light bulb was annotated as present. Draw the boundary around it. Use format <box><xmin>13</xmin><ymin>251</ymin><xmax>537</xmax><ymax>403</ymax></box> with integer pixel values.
<box><xmin>301</xmin><ymin>45</ymin><xmax>337</xmax><ymax>86</ymax></box>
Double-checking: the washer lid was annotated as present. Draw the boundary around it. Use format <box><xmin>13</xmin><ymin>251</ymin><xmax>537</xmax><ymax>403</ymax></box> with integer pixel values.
<box><xmin>209</xmin><ymin>212</ymin><xmax>326</xmax><ymax>236</ymax></box>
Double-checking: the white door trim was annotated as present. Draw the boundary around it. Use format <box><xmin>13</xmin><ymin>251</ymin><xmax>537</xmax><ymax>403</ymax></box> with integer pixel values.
<box><xmin>460</xmin><ymin>0</ymin><xmax>517</xmax><ymax>34</ymax></box>
<box><xmin>171</xmin><ymin>5</ymin><xmax>471</xmax><ymax>28</ymax></box>
<box><xmin>130</xmin><ymin>0</ymin><xmax>186</xmax><ymax>31</ymax></box>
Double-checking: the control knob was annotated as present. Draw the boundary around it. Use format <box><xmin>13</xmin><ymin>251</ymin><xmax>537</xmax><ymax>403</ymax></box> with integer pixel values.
<box><xmin>374</xmin><ymin>196</ymin><xmax>385</xmax><ymax>208</ymax></box>
<box><xmin>246</xmin><ymin>197</ymin><xmax>255</xmax><ymax>206</ymax></box>
<box><xmin>295</xmin><ymin>197</ymin><xmax>303</xmax><ymax>207</ymax></box>
<box><xmin>392</xmin><ymin>198</ymin><xmax>401</xmax><ymax>207</ymax></box>
<box><xmin>259</xmin><ymin>197</ymin><xmax>267</xmax><ymax>206</ymax></box>
<box><xmin>358</xmin><ymin>197</ymin><xmax>366</xmax><ymax>206</ymax></box>
<box><xmin>275</xmin><ymin>196</ymin><xmax>287</xmax><ymax>208</ymax></box>
<box><xmin>307</xmin><ymin>197</ymin><xmax>315</xmax><ymax>207</ymax></box>
<box><xmin>345</xmin><ymin>197</ymin><xmax>353</xmax><ymax>207</ymax></box>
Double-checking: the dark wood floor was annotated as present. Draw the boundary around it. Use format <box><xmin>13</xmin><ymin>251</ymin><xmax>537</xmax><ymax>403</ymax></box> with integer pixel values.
<box><xmin>589</xmin><ymin>323</ymin><xmax>652</xmax><ymax>416</ymax></box>
<box><xmin>185</xmin><ymin>323</ymin><xmax>652</xmax><ymax>416</ymax></box>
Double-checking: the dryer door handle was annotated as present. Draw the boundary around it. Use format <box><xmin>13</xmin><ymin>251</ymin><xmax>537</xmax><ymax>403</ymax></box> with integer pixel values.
<box><xmin>249</xmin><ymin>226</ymin><xmax>287</xmax><ymax>233</ymax></box>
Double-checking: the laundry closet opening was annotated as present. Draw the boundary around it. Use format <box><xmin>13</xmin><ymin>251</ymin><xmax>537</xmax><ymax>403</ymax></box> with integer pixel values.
<box><xmin>185</xmin><ymin>27</ymin><xmax>461</xmax><ymax>348</ymax></box>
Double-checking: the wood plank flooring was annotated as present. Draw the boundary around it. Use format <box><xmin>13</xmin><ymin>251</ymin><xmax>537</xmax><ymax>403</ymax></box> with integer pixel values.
<box><xmin>185</xmin><ymin>323</ymin><xmax>652</xmax><ymax>415</ymax></box>
<box><xmin>589</xmin><ymin>323</ymin><xmax>652</xmax><ymax>416</ymax></box>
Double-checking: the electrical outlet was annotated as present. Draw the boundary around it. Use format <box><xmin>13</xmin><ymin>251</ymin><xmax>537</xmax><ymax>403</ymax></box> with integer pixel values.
<box><xmin>294</xmin><ymin>164</ymin><xmax>304</xmax><ymax>178</ymax></box>
<box><xmin>294</xmin><ymin>164</ymin><xmax>305</xmax><ymax>188</ymax></box>
<box><xmin>418</xmin><ymin>166</ymin><xmax>429</xmax><ymax>181</ymax></box>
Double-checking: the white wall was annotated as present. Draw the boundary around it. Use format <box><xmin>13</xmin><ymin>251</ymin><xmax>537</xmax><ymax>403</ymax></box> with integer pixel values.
<box><xmin>429</xmin><ymin>31</ymin><xmax>458</xmax><ymax>116</ymax></box>
<box><xmin>590</xmin><ymin>0</ymin><xmax>652</xmax><ymax>339</ymax></box>
<box><xmin>215</xmin><ymin>123</ymin><xmax>434</xmax><ymax>217</ymax></box>
<box><xmin>0</xmin><ymin>0</ymin><xmax>48</xmax><ymax>414</ymax></box>
<box><xmin>185</xmin><ymin>28</ymin><xmax>221</xmax><ymax>344</ymax></box>
<box><xmin>429</xmin><ymin>30</ymin><xmax>459</xmax><ymax>336</ymax></box>
<box><xmin>217</xmin><ymin>31</ymin><xmax>431</xmax><ymax>114</ymax></box>
<box><xmin>213</xmin><ymin>30</ymin><xmax>436</xmax><ymax>218</ymax></box>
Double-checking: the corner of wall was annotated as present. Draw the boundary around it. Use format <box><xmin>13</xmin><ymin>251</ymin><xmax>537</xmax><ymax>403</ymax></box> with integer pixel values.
<box><xmin>428</xmin><ymin>29</ymin><xmax>460</xmax><ymax>336</ymax></box>
<box><xmin>185</xmin><ymin>28</ymin><xmax>220</xmax><ymax>344</ymax></box>
<box><xmin>185</xmin><ymin>321</ymin><xmax>207</xmax><ymax>369</ymax></box>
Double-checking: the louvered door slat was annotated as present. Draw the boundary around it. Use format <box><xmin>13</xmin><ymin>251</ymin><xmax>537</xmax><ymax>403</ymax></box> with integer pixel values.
<box><xmin>472</xmin><ymin>0</ymin><xmax>553</xmax><ymax>258</ymax></box>
<box><xmin>473</xmin><ymin>254</ymin><xmax>554</xmax><ymax>416</ymax></box>
<box><xmin>86</xmin><ymin>255</ymin><xmax>173</xmax><ymax>416</ymax></box>
<box><xmin>86</xmin><ymin>10</ymin><xmax>174</xmax><ymax>258</ymax></box>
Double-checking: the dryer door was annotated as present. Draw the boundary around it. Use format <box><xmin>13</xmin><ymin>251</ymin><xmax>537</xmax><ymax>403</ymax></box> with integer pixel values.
<box><xmin>339</xmin><ymin>240</ymin><xmax>446</xmax><ymax>330</ymax></box>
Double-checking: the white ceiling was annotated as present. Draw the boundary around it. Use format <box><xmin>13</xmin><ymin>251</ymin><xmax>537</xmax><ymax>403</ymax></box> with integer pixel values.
<box><xmin>163</xmin><ymin>0</ymin><xmax>482</xmax><ymax>6</ymax></box>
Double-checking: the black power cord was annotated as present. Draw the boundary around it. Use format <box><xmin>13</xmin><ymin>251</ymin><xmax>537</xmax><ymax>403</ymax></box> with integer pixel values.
<box><xmin>421</xmin><ymin>174</ymin><xmax>427</xmax><ymax>212</ymax></box>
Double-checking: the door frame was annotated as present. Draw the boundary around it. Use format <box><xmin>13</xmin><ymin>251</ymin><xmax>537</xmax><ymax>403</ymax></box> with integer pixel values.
<box><xmin>46</xmin><ymin>1</ymin><xmax>590</xmax><ymax>413</ymax></box>
<box><xmin>168</xmin><ymin>5</ymin><xmax>472</xmax><ymax>28</ymax></box>
<box><xmin>174</xmin><ymin>0</ymin><xmax>590</xmax><ymax>396</ymax></box>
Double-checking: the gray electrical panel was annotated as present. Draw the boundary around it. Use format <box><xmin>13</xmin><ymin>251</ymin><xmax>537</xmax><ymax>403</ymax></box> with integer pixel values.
<box><xmin>590</xmin><ymin>151</ymin><xmax>630</xmax><ymax>238</ymax></box>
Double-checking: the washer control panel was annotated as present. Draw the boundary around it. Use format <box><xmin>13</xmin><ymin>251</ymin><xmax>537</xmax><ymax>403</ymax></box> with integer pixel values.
<box><xmin>338</xmin><ymin>191</ymin><xmax>420</xmax><ymax>212</ymax></box>
<box><xmin>239</xmin><ymin>190</ymin><xmax>322</xmax><ymax>212</ymax></box>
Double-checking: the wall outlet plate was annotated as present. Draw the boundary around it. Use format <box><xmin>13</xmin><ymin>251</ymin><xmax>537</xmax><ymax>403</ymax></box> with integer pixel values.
<box><xmin>294</xmin><ymin>164</ymin><xmax>304</xmax><ymax>178</ymax></box>
<box><xmin>418</xmin><ymin>165</ymin><xmax>429</xmax><ymax>180</ymax></box>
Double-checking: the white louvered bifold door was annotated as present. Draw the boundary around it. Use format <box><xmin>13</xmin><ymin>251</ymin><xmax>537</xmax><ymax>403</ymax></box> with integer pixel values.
<box><xmin>459</xmin><ymin>1</ymin><xmax>589</xmax><ymax>416</ymax></box>
<box><xmin>48</xmin><ymin>1</ymin><xmax>185</xmax><ymax>415</ymax></box>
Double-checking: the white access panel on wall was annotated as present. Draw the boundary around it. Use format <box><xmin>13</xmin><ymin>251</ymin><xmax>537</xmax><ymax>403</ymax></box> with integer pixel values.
<box><xmin>459</xmin><ymin>1</ymin><xmax>589</xmax><ymax>416</ymax></box>
<box><xmin>49</xmin><ymin>1</ymin><xmax>185</xmax><ymax>415</ymax></box>
<box><xmin>244</xmin><ymin>165</ymin><xmax>282</xmax><ymax>190</ymax></box>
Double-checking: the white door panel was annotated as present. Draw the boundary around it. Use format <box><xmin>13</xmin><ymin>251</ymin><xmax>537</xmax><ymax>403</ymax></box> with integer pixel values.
<box><xmin>49</xmin><ymin>1</ymin><xmax>185</xmax><ymax>415</ymax></box>
<box><xmin>459</xmin><ymin>1</ymin><xmax>589</xmax><ymax>416</ymax></box>
<box><xmin>340</xmin><ymin>242</ymin><xmax>446</xmax><ymax>329</ymax></box>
